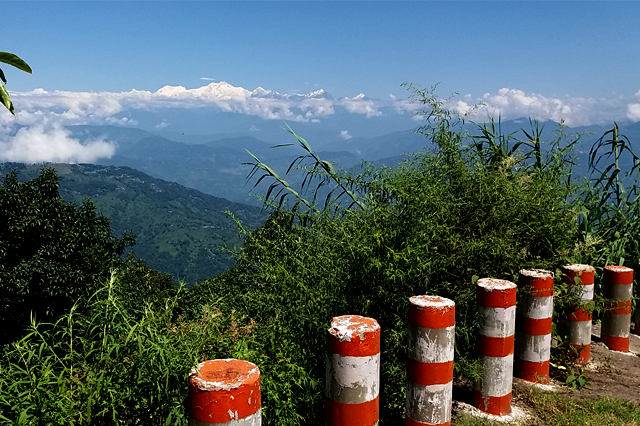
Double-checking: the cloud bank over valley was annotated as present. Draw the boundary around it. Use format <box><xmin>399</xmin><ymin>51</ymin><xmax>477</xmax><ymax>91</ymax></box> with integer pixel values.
<box><xmin>1</xmin><ymin>81</ymin><xmax>640</xmax><ymax>163</ymax></box>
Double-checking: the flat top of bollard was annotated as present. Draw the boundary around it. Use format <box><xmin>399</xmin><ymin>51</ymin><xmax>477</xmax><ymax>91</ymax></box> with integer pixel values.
<box><xmin>519</xmin><ymin>269</ymin><xmax>554</xmax><ymax>279</ymax></box>
<box><xmin>189</xmin><ymin>359</ymin><xmax>260</xmax><ymax>391</ymax></box>
<box><xmin>329</xmin><ymin>315</ymin><xmax>380</xmax><ymax>342</ymax></box>
<box><xmin>476</xmin><ymin>278</ymin><xmax>516</xmax><ymax>290</ymax></box>
<box><xmin>410</xmin><ymin>295</ymin><xmax>455</xmax><ymax>308</ymax></box>
<box><xmin>562</xmin><ymin>263</ymin><xmax>595</xmax><ymax>273</ymax></box>
<box><xmin>605</xmin><ymin>265</ymin><xmax>634</xmax><ymax>273</ymax></box>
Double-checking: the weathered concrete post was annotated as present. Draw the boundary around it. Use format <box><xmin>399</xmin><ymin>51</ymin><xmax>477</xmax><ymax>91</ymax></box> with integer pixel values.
<box><xmin>406</xmin><ymin>295</ymin><xmax>455</xmax><ymax>426</ymax></box>
<box><xmin>562</xmin><ymin>263</ymin><xmax>595</xmax><ymax>365</ymax></box>
<box><xmin>188</xmin><ymin>359</ymin><xmax>261</xmax><ymax>426</ymax></box>
<box><xmin>326</xmin><ymin>315</ymin><xmax>381</xmax><ymax>426</ymax></box>
<box><xmin>601</xmin><ymin>265</ymin><xmax>634</xmax><ymax>352</ymax></box>
<box><xmin>473</xmin><ymin>278</ymin><xmax>517</xmax><ymax>416</ymax></box>
<box><xmin>514</xmin><ymin>269</ymin><xmax>554</xmax><ymax>384</ymax></box>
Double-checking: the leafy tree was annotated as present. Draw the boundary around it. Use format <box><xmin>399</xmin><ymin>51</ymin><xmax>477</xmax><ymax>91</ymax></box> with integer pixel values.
<box><xmin>0</xmin><ymin>51</ymin><xmax>32</xmax><ymax>115</ymax></box>
<box><xmin>0</xmin><ymin>168</ymin><xmax>135</xmax><ymax>344</ymax></box>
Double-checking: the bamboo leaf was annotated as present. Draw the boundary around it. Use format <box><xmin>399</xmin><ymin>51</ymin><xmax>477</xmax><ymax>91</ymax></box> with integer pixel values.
<box><xmin>0</xmin><ymin>81</ymin><xmax>15</xmax><ymax>114</ymax></box>
<box><xmin>0</xmin><ymin>52</ymin><xmax>32</xmax><ymax>74</ymax></box>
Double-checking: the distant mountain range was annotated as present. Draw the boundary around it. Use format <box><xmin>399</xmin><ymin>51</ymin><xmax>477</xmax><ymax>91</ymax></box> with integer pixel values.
<box><xmin>66</xmin><ymin>119</ymin><xmax>640</xmax><ymax>206</ymax></box>
<box><xmin>0</xmin><ymin>163</ymin><xmax>266</xmax><ymax>284</ymax></box>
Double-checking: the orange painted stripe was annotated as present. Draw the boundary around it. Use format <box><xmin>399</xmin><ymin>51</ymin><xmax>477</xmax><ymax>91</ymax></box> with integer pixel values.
<box><xmin>518</xmin><ymin>274</ymin><xmax>554</xmax><ymax>297</ymax></box>
<box><xmin>476</xmin><ymin>286</ymin><xmax>517</xmax><ymax>309</ymax></box>
<box><xmin>405</xmin><ymin>415</ymin><xmax>451</xmax><ymax>426</ymax></box>
<box><xmin>407</xmin><ymin>358</ymin><xmax>454</xmax><ymax>386</ymax></box>
<box><xmin>409</xmin><ymin>303</ymin><xmax>455</xmax><ymax>329</ymax></box>
<box><xmin>604</xmin><ymin>266</ymin><xmax>634</xmax><ymax>285</ymax></box>
<box><xmin>327</xmin><ymin>332</ymin><xmax>380</xmax><ymax>357</ymax></box>
<box><xmin>472</xmin><ymin>390</ymin><xmax>512</xmax><ymax>416</ymax></box>
<box><xmin>325</xmin><ymin>395</ymin><xmax>379</xmax><ymax>426</ymax></box>
<box><xmin>568</xmin><ymin>306</ymin><xmax>592</xmax><ymax>322</ymax></box>
<box><xmin>477</xmin><ymin>334</ymin><xmax>514</xmax><ymax>357</ymax></box>
<box><xmin>569</xmin><ymin>344</ymin><xmax>591</xmax><ymax>365</ymax></box>
<box><xmin>513</xmin><ymin>358</ymin><xmax>550</xmax><ymax>384</ymax></box>
<box><xmin>516</xmin><ymin>316</ymin><xmax>552</xmax><ymax>335</ymax></box>
<box><xmin>606</xmin><ymin>300</ymin><xmax>632</xmax><ymax>315</ymax></box>
<box><xmin>602</xmin><ymin>335</ymin><xmax>629</xmax><ymax>352</ymax></box>
<box><xmin>188</xmin><ymin>379</ymin><xmax>261</xmax><ymax>423</ymax></box>
<box><xmin>562</xmin><ymin>268</ymin><xmax>594</xmax><ymax>285</ymax></box>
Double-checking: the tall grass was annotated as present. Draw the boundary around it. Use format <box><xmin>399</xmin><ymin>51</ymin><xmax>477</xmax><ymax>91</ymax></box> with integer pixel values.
<box><xmin>0</xmin><ymin>270</ymin><xmax>255</xmax><ymax>425</ymax></box>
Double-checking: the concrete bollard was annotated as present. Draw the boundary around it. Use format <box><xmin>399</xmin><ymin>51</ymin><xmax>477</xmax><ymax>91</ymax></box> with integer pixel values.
<box><xmin>601</xmin><ymin>265</ymin><xmax>634</xmax><ymax>352</ymax></box>
<box><xmin>188</xmin><ymin>359</ymin><xmax>261</xmax><ymax>426</ymax></box>
<box><xmin>562</xmin><ymin>263</ymin><xmax>595</xmax><ymax>365</ymax></box>
<box><xmin>473</xmin><ymin>278</ymin><xmax>517</xmax><ymax>416</ymax></box>
<box><xmin>406</xmin><ymin>295</ymin><xmax>455</xmax><ymax>426</ymax></box>
<box><xmin>326</xmin><ymin>315</ymin><xmax>381</xmax><ymax>426</ymax></box>
<box><xmin>514</xmin><ymin>269</ymin><xmax>554</xmax><ymax>384</ymax></box>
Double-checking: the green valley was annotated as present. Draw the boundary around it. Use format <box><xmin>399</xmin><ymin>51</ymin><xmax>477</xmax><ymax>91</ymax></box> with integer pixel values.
<box><xmin>0</xmin><ymin>163</ymin><xmax>266</xmax><ymax>284</ymax></box>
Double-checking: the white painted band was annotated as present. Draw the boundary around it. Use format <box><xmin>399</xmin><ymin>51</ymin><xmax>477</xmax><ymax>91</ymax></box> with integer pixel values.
<box><xmin>522</xmin><ymin>296</ymin><xmax>553</xmax><ymax>319</ymax></box>
<box><xmin>189</xmin><ymin>408</ymin><xmax>261</xmax><ymax>426</ymax></box>
<box><xmin>515</xmin><ymin>333</ymin><xmax>551</xmax><ymax>362</ymax></box>
<box><xmin>474</xmin><ymin>354</ymin><xmax>513</xmax><ymax>397</ymax></box>
<box><xmin>602</xmin><ymin>313</ymin><xmax>631</xmax><ymax>338</ymax></box>
<box><xmin>568</xmin><ymin>320</ymin><xmax>592</xmax><ymax>345</ymax></box>
<box><xmin>608</xmin><ymin>283</ymin><xmax>633</xmax><ymax>301</ymax></box>
<box><xmin>405</xmin><ymin>381</ymin><xmax>453</xmax><ymax>424</ymax></box>
<box><xmin>408</xmin><ymin>325</ymin><xmax>455</xmax><ymax>363</ymax></box>
<box><xmin>570</xmin><ymin>284</ymin><xmax>594</xmax><ymax>300</ymax></box>
<box><xmin>478</xmin><ymin>306</ymin><xmax>516</xmax><ymax>338</ymax></box>
<box><xmin>325</xmin><ymin>353</ymin><xmax>380</xmax><ymax>403</ymax></box>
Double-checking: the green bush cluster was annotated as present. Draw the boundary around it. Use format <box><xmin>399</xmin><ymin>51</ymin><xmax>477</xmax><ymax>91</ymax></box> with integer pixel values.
<box><xmin>0</xmin><ymin>169</ymin><xmax>134</xmax><ymax>345</ymax></box>
<box><xmin>193</xmin><ymin>85</ymin><xmax>583</xmax><ymax>423</ymax></box>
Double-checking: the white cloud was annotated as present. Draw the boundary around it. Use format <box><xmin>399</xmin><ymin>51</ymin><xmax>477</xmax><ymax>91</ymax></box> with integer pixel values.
<box><xmin>448</xmin><ymin>88</ymin><xmax>629</xmax><ymax>127</ymax></box>
<box><xmin>3</xmin><ymin>82</ymin><xmax>637</xmax><ymax>135</ymax></box>
<box><xmin>0</xmin><ymin>125</ymin><xmax>115</xmax><ymax>163</ymax></box>
<box><xmin>342</xmin><ymin>93</ymin><xmax>382</xmax><ymax>117</ymax></box>
<box><xmin>155</xmin><ymin>121</ymin><xmax>170</xmax><ymax>129</ymax></box>
<box><xmin>200</xmin><ymin>77</ymin><xmax>217</xmax><ymax>81</ymax></box>
<box><xmin>626</xmin><ymin>89</ymin><xmax>640</xmax><ymax>121</ymax></box>
<box><xmin>339</xmin><ymin>130</ymin><xmax>352</xmax><ymax>140</ymax></box>
<box><xmin>390</xmin><ymin>93</ymin><xmax>422</xmax><ymax>115</ymax></box>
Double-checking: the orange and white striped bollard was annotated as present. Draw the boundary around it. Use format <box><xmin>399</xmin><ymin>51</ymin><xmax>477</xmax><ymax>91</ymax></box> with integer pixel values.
<box><xmin>406</xmin><ymin>295</ymin><xmax>455</xmax><ymax>426</ymax></box>
<box><xmin>188</xmin><ymin>359</ymin><xmax>261</xmax><ymax>425</ymax></box>
<box><xmin>562</xmin><ymin>263</ymin><xmax>595</xmax><ymax>365</ymax></box>
<box><xmin>473</xmin><ymin>278</ymin><xmax>517</xmax><ymax>416</ymax></box>
<box><xmin>601</xmin><ymin>265</ymin><xmax>634</xmax><ymax>352</ymax></box>
<box><xmin>326</xmin><ymin>315</ymin><xmax>380</xmax><ymax>426</ymax></box>
<box><xmin>514</xmin><ymin>269</ymin><xmax>554</xmax><ymax>384</ymax></box>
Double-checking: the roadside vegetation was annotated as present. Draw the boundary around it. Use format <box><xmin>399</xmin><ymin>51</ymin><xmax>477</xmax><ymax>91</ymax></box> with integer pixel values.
<box><xmin>1</xmin><ymin>84</ymin><xmax>639</xmax><ymax>425</ymax></box>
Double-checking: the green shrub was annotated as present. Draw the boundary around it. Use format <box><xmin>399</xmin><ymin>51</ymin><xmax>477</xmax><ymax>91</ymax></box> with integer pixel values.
<box><xmin>0</xmin><ymin>168</ymin><xmax>135</xmax><ymax>345</ymax></box>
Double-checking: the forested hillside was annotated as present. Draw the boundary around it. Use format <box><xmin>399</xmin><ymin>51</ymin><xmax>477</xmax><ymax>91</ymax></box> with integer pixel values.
<box><xmin>0</xmin><ymin>163</ymin><xmax>266</xmax><ymax>283</ymax></box>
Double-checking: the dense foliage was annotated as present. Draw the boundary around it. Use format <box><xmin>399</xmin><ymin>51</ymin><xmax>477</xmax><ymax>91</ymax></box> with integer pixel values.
<box><xmin>0</xmin><ymin>168</ymin><xmax>134</xmax><ymax>344</ymax></box>
<box><xmin>1</xmin><ymin>85</ymin><xmax>640</xmax><ymax>425</ymax></box>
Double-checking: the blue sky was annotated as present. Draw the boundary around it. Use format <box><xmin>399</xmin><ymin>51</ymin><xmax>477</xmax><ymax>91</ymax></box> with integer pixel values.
<box><xmin>5</xmin><ymin>1</ymin><xmax>640</xmax><ymax>99</ymax></box>
<box><xmin>2</xmin><ymin>1</ymin><xmax>640</xmax><ymax>163</ymax></box>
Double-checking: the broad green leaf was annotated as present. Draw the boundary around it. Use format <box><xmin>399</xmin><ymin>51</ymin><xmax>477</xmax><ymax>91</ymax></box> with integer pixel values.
<box><xmin>0</xmin><ymin>52</ymin><xmax>32</xmax><ymax>74</ymax></box>
<box><xmin>0</xmin><ymin>67</ymin><xmax>6</xmax><ymax>84</ymax></box>
<box><xmin>0</xmin><ymin>81</ymin><xmax>15</xmax><ymax>114</ymax></box>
